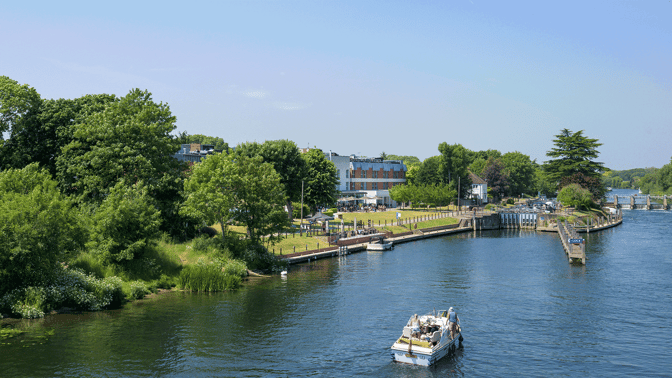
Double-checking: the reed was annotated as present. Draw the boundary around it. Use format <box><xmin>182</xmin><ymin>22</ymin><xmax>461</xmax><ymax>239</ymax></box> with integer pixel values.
<box><xmin>178</xmin><ymin>261</ymin><xmax>243</xmax><ymax>292</ymax></box>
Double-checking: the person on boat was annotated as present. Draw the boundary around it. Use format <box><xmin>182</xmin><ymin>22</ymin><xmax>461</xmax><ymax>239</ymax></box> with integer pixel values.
<box><xmin>448</xmin><ymin>307</ymin><xmax>460</xmax><ymax>340</ymax></box>
<box><xmin>411</xmin><ymin>314</ymin><xmax>421</xmax><ymax>338</ymax></box>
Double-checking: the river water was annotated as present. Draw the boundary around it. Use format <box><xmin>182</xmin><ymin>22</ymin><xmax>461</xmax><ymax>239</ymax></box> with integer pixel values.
<box><xmin>3</xmin><ymin>190</ymin><xmax>671</xmax><ymax>377</ymax></box>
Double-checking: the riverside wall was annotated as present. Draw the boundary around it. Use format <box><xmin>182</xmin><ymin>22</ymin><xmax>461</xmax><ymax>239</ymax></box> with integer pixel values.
<box><xmin>282</xmin><ymin>211</ymin><xmax>625</xmax><ymax>265</ymax></box>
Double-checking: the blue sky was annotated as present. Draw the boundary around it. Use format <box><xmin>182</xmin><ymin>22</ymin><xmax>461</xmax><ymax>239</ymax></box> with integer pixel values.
<box><xmin>2</xmin><ymin>1</ymin><xmax>670</xmax><ymax>170</ymax></box>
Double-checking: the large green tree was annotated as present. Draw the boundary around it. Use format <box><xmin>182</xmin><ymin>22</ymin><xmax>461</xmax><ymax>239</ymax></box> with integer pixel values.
<box><xmin>182</xmin><ymin>153</ymin><xmax>288</xmax><ymax>244</ymax></box>
<box><xmin>482</xmin><ymin>157</ymin><xmax>509</xmax><ymax>202</ymax></box>
<box><xmin>176</xmin><ymin>131</ymin><xmax>229</xmax><ymax>151</ymax></box>
<box><xmin>389</xmin><ymin>183</ymin><xmax>412</xmax><ymax>208</ymax></box>
<box><xmin>501</xmin><ymin>151</ymin><xmax>535</xmax><ymax>197</ymax></box>
<box><xmin>1</xmin><ymin>94</ymin><xmax>117</xmax><ymax>175</ymax></box>
<box><xmin>235</xmin><ymin>140</ymin><xmax>307</xmax><ymax>220</ymax></box>
<box><xmin>181</xmin><ymin>152</ymin><xmax>236</xmax><ymax>239</ymax></box>
<box><xmin>385</xmin><ymin>154</ymin><xmax>421</xmax><ymax>168</ymax></box>
<box><xmin>55</xmin><ymin>89</ymin><xmax>185</xmax><ymax>236</ymax></box>
<box><xmin>89</xmin><ymin>181</ymin><xmax>162</xmax><ymax>267</ymax></box>
<box><xmin>0</xmin><ymin>164</ymin><xmax>85</xmax><ymax>294</ymax></box>
<box><xmin>533</xmin><ymin>165</ymin><xmax>556</xmax><ymax>197</ymax></box>
<box><xmin>415</xmin><ymin>155</ymin><xmax>443</xmax><ymax>186</ymax></box>
<box><xmin>302</xmin><ymin>149</ymin><xmax>339</xmax><ymax>213</ymax></box>
<box><xmin>0</xmin><ymin>76</ymin><xmax>41</xmax><ymax>140</ymax></box>
<box><xmin>544</xmin><ymin>129</ymin><xmax>606</xmax><ymax>183</ymax></box>
<box><xmin>438</xmin><ymin>142</ymin><xmax>471</xmax><ymax>199</ymax></box>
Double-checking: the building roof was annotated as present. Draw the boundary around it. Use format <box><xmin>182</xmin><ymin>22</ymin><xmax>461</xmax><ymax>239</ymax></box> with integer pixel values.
<box><xmin>351</xmin><ymin>161</ymin><xmax>406</xmax><ymax>171</ymax></box>
<box><xmin>469</xmin><ymin>172</ymin><xmax>487</xmax><ymax>185</ymax></box>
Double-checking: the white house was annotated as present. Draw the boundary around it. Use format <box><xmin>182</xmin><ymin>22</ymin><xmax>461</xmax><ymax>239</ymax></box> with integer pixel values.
<box><xmin>469</xmin><ymin>172</ymin><xmax>488</xmax><ymax>204</ymax></box>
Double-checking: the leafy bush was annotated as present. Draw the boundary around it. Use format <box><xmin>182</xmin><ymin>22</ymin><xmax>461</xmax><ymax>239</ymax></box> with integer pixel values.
<box><xmin>152</xmin><ymin>274</ymin><xmax>176</xmax><ymax>290</ymax></box>
<box><xmin>221</xmin><ymin>259</ymin><xmax>248</xmax><ymax>277</ymax></box>
<box><xmin>192</xmin><ymin>234</ymin><xmax>224</xmax><ymax>254</ymax></box>
<box><xmin>506</xmin><ymin>198</ymin><xmax>515</xmax><ymax>205</ymax></box>
<box><xmin>127</xmin><ymin>281</ymin><xmax>150</xmax><ymax>300</ymax></box>
<box><xmin>0</xmin><ymin>164</ymin><xmax>86</xmax><ymax>295</ymax></box>
<box><xmin>69</xmin><ymin>251</ymin><xmax>116</xmax><ymax>279</ymax></box>
<box><xmin>557</xmin><ymin>183</ymin><xmax>594</xmax><ymax>210</ymax></box>
<box><xmin>292</xmin><ymin>202</ymin><xmax>311</xmax><ymax>219</ymax></box>
<box><xmin>0</xmin><ymin>267</ymin><xmax>123</xmax><ymax>318</ymax></box>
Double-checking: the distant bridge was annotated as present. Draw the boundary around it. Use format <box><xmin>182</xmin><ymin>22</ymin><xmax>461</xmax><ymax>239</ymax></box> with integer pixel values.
<box><xmin>604</xmin><ymin>195</ymin><xmax>670</xmax><ymax>210</ymax></box>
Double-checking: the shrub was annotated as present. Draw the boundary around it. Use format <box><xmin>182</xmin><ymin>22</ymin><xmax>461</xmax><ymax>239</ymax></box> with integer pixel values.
<box><xmin>0</xmin><ymin>267</ymin><xmax>124</xmax><ymax>318</ymax></box>
<box><xmin>70</xmin><ymin>251</ymin><xmax>116</xmax><ymax>279</ymax></box>
<box><xmin>221</xmin><ymin>259</ymin><xmax>248</xmax><ymax>277</ymax></box>
<box><xmin>292</xmin><ymin>202</ymin><xmax>310</xmax><ymax>219</ymax></box>
<box><xmin>127</xmin><ymin>281</ymin><xmax>150</xmax><ymax>300</ymax></box>
<box><xmin>557</xmin><ymin>183</ymin><xmax>594</xmax><ymax>210</ymax></box>
<box><xmin>192</xmin><ymin>234</ymin><xmax>220</xmax><ymax>253</ymax></box>
<box><xmin>506</xmin><ymin>198</ymin><xmax>515</xmax><ymax>205</ymax></box>
<box><xmin>0</xmin><ymin>164</ymin><xmax>86</xmax><ymax>295</ymax></box>
<box><xmin>152</xmin><ymin>274</ymin><xmax>176</xmax><ymax>290</ymax></box>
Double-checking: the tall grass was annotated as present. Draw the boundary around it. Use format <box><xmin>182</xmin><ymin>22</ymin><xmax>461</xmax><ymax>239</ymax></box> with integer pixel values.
<box><xmin>178</xmin><ymin>259</ymin><xmax>246</xmax><ymax>292</ymax></box>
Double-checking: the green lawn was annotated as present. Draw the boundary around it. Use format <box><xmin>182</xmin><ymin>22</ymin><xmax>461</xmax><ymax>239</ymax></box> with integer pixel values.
<box><xmin>339</xmin><ymin>210</ymin><xmax>448</xmax><ymax>227</ymax></box>
<box><xmin>269</xmin><ymin>234</ymin><xmax>324</xmax><ymax>255</ymax></box>
<box><xmin>414</xmin><ymin>216</ymin><xmax>459</xmax><ymax>229</ymax></box>
<box><xmin>380</xmin><ymin>225</ymin><xmax>410</xmax><ymax>234</ymax></box>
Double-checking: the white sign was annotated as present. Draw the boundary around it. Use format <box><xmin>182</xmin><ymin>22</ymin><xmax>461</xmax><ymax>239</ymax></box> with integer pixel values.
<box><xmin>396</xmin><ymin>212</ymin><xmax>401</xmax><ymax>219</ymax></box>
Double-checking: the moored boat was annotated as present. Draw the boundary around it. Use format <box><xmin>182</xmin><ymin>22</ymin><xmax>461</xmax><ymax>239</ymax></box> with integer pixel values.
<box><xmin>390</xmin><ymin>309</ymin><xmax>463</xmax><ymax>366</ymax></box>
<box><xmin>367</xmin><ymin>236</ymin><xmax>393</xmax><ymax>251</ymax></box>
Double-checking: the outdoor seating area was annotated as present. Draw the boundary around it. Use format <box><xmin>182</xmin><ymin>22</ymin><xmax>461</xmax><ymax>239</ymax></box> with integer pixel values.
<box><xmin>337</xmin><ymin>204</ymin><xmax>389</xmax><ymax>213</ymax></box>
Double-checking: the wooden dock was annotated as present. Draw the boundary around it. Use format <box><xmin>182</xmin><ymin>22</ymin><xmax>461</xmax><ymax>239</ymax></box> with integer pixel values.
<box><xmin>557</xmin><ymin>221</ymin><xmax>586</xmax><ymax>264</ymax></box>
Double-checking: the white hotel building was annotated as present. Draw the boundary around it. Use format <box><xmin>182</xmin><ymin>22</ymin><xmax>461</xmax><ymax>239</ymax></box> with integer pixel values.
<box><xmin>325</xmin><ymin>151</ymin><xmax>407</xmax><ymax>207</ymax></box>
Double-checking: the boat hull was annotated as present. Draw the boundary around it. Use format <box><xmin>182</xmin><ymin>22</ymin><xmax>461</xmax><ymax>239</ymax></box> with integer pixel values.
<box><xmin>367</xmin><ymin>242</ymin><xmax>393</xmax><ymax>251</ymax></box>
<box><xmin>390</xmin><ymin>333</ymin><xmax>462</xmax><ymax>366</ymax></box>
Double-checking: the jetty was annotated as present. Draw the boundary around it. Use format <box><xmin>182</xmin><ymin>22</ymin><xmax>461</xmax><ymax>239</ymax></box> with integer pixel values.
<box><xmin>557</xmin><ymin>221</ymin><xmax>586</xmax><ymax>264</ymax></box>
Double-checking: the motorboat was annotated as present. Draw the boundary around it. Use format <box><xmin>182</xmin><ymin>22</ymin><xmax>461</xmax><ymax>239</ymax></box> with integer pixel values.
<box><xmin>390</xmin><ymin>310</ymin><xmax>463</xmax><ymax>366</ymax></box>
<box><xmin>366</xmin><ymin>237</ymin><xmax>393</xmax><ymax>251</ymax></box>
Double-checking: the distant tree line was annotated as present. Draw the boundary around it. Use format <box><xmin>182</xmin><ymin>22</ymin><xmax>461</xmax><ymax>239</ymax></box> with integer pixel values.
<box><xmin>636</xmin><ymin>160</ymin><xmax>672</xmax><ymax>195</ymax></box>
<box><xmin>388</xmin><ymin>128</ymin><xmax>609</xmax><ymax>210</ymax></box>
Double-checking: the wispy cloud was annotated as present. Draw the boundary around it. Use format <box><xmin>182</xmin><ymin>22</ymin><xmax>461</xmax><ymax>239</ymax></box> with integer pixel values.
<box><xmin>243</xmin><ymin>89</ymin><xmax>269</xmax><ymax>99</ymax></box>
<box><xmin>272</xmin><ymin>101</ymin><xmax>311</xmax><ymax>111</ymax></box>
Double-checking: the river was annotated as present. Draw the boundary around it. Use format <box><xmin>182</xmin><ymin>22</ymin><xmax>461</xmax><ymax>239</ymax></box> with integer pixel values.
<box><xmin>3</xmin><ymin>189</ymin><xmax>671</xmax><ymax>377</ymax></box>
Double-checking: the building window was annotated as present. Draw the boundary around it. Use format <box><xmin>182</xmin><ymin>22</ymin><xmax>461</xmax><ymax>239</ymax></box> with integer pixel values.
<box><xmin>372</xmin><ymin>182</ymin><xmax>378</xmax><ymax>190</ymax></box>
<box><xmin>393</xmin><ymin>171</ymin><xmax>399</xmax><ymax>179</ymax></box>
<box><xmin>336</xmin><ymin>169</ymin><xmax>340</xmax><ymax>178</ymax></box>
<box><xmin>383</xmin><ymin>171</ymin><xmax>388</xmax><ymax>179</ymax></box>
<box><xmin>373</xmin><ymin>171</ymin><xmax>378</xmax><ymax>178</ymax></box>
<box><xmin>362</xmin><ymin>171</ymin><xmax>367</xmax><ymax>178</ymax></box>
<box><xmin>350</xmin><ymin>182</ymin><xmax>355</xmax><ymax>190</ymax></box>
<box><xmin>346</xmin><ymin>170</ymin><xmax>349</xmax><ymax>178</ymax></box>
